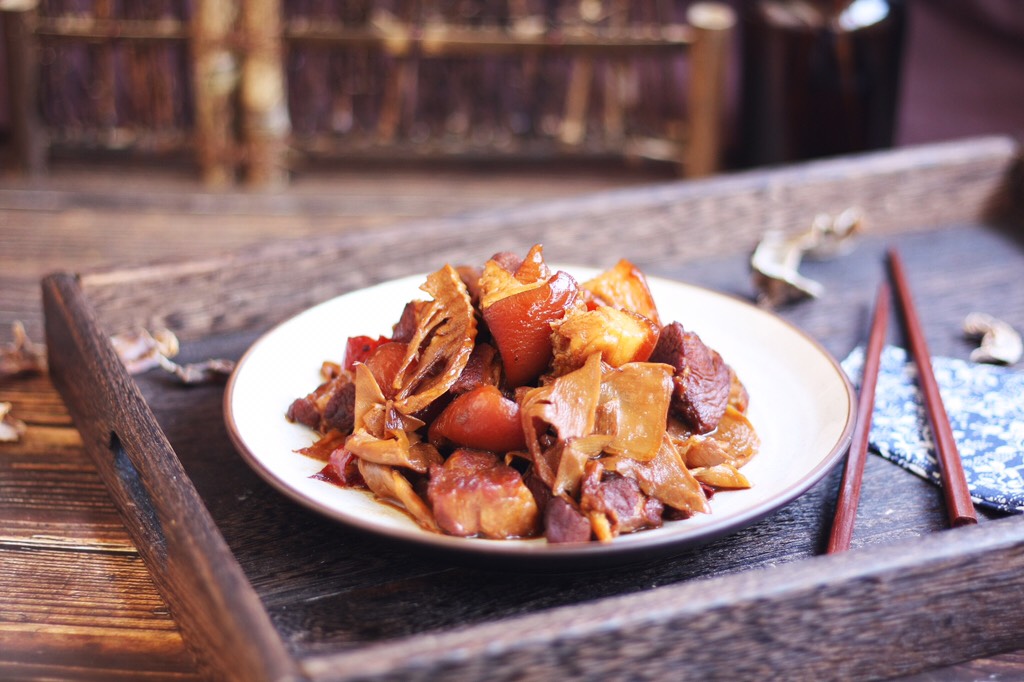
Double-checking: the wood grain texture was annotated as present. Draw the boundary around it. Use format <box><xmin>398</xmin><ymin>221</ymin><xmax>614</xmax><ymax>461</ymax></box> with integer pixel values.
<box><xmin>0</xmin><ymin>376</ymin><xmax>198</xmax><ymax>681</ymax></box>
<box><xmin>300</xmin><ymin>519</ymin><xmax>1024</xmax><ymax>681</ymax></box>
<box><xmin>40</xmin><ymin>138</ymin><xmax>1024</xmax><ymax>680</ymax></box>
<box><xmin>1</xmin><ymin>158</ymin><xmax>670</xmax><ymax>681</ymax></box>
<box><xmin>43</xmin><ymin>274</ymin><xmax>302</xmax><ymax>682</ymax></box>
<box><xmin>685</xmin><ymin>2</ymin><xmax>734</xmax><ymax>176</ymax></box>
<box><xmin>3</xmin><ymin>137</ymin><xmax>1023</xmax><ymax>681</ymax></box>
<box><xmin>1</xmin><ymin>4</ymin><xmax>48</xmax><ymax>176</ymax></box>
<box><xmin>119</xmin><ymin>227</ymin><xmax>1021</xmax><ymax>675</ymax></box>
<box><xmin>190</xmin><ymin>0</ymin><xmax>239</xmax><ymax>187</ymax></box>
<box><xmin>76</xmin><ymin>136</ymin><xmax>1021</xmax><ymax>344</ymax></box>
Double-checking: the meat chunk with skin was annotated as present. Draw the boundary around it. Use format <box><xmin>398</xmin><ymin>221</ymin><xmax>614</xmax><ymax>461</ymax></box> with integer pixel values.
<box><xmin>649</xmin><ymin>322</ymin><xmax>731</xmax><ymax>434</ymax></box>
<box><xmin>489</xmin><ymin>251</ymin><xmax>523</xmax><ymax>274</ymax></box>
<box><xmin>427</xmin><ymin>450</ymin><xmax>539</xmax><ymax>539</ymax></box>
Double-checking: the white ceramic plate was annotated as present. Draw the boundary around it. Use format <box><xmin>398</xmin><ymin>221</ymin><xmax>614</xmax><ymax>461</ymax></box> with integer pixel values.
<box><xmin>224</xmin><ymin>269</ymin><xmax>855</xmax><ymax>566</ymax></box>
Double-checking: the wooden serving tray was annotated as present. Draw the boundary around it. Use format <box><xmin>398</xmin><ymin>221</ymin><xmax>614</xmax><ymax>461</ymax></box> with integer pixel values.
<box><xmin>43</xmin><ymin>137</ymin><xmax>1024</xmax><ymax>681</ymax></box>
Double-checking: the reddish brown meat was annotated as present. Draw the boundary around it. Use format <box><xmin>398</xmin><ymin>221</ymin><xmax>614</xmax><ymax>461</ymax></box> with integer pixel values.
<box><xmin>321</xmin><ymin>380</ymin><xmax>356</xmax><ymax>433</ymax></box>
<box><xmin>450</xmin><ymin>342</ymin><xmax>501</xmax><ymax>395</ymax></box>
<box><xmin>391</xmin><ymin>300</ymin><xmax>423</xmax><ymax>343</ymax></box>
<box><xmin>649</xmin><ymin>322</ymin><xmax>730</xmax><ymax>434</ymax></box>
<box><xmin>579</xmin><ymin>461</ymin><xmax>663</xmax><ymax>536</ymax></box>
<box><xmin>317</xmin><ymin>447</ymin><xmax>365</xmax><ymax>488</ymax></box>
<box><xmin>490</xmin><ymin>251</ymin><xmax>523</xmax><ymax>273</ymax></box>
<box><xmin>286</xmin><ymin>372</ymin><xmax>357</xmax><ymax>434</ymax></box>
<box><xmin>427</xmin><ymin>450</ymin><xmax>539</xmax><ymax>539</ymax></box>
<box><xmin>286</xmin><ymin>395</ymin><xmax>319</xmax><ymax>428</ymax></box>
<box><xmin>544</xmin><ymin>497</ymin><xmax>592</xmax><ymax>543</ymax></box>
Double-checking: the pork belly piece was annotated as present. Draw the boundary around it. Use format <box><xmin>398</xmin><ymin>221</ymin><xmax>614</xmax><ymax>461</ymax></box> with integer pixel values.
<box><xmin>649</xmin><ymin>322</ymin><xmax>730</xmax><ymax>434</ymax></box>
<box><xmin>427</xmin><ymin>450</ymin><xmax>539</xmax><ymax>539</ymax></box>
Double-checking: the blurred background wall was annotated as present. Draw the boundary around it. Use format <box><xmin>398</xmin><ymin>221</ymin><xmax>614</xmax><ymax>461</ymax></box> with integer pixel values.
<box><xmin>0</xmin><ymin>0</ymin><xmax>1021</xmax><ymax>185</ymax></box>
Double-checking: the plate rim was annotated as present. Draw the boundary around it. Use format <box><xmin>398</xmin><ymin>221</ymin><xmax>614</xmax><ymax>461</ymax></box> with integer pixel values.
<box><xmin>223</xmin><ymin>270</ymin><xmax>856</xmax><ymax>565</ymax></box>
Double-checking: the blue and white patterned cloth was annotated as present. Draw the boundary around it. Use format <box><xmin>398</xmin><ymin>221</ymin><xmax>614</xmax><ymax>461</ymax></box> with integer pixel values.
<box><xmin>842</xmin><ymin>346</ymin><xmax>1024</xmax><ymax>514</ymax></box>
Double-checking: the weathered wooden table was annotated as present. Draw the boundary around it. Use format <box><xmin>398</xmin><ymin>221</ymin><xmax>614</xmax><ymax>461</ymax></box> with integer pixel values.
<box><xmin>4</xmin><ymin>138</ymin><xmax>1024</xmax><ymax>680</ymax></box>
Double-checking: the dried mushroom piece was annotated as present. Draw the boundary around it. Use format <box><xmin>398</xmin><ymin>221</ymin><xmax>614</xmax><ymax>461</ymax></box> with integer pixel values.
<box><xmin>346</xmin><ymin>364</ymin><xmax>433</xmax><ymax>473</ymax></box>
<box><xmin>155</xmin><ymin>355</ymin><xmax>235</xmax><ymax>385</ymax></box>
<box><xmin>1</xmin><ymin>323</ymin><xmax>232</xmax><ymax>386</ymax></box>
<box><xmin>110</xmin><ymin>327</ymin><xmax>234</xmax><ymax>384</ymax></box>
<box><xmin>1</xmin><ymin>322</ymin><xmax>47</xmax><ymax>380</ymax></box>
<box><xmin>751</xmin><ymin>208</ymin><xmax>863</xmax><ymax>308</ymax></box>
<box><xmin>803</xmin><ymin>208</ymin><xmax>863</xmax><ymax>260</ymax></box>
<box><xmin>964</xmin><ymin>312</ymin><xmax>1022</xmax><ymax>365</ymax></box>
<box><xmin>111</xmin><ymin>328</ymin><xmax>179</xmax><ymax>374</ymax></box>
<box><xmin>0</xmin><ymin>402</ymin><xmax>27</xmax><ymax>443</ymax></box>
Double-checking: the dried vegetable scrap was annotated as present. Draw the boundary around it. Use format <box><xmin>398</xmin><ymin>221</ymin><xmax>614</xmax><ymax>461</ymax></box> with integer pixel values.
<box><xmin>288</xmin><ymin>244</ymin><xmax>760</xmax><ymax>544</ymax></box>
<box><xmin>0</xmin><ymin>402</ymin><xmax>27</xmax><ymax>443</ymax></box>
<box><xmin>110</xmin><ymin>328</ymin><xmax>235</xmax><ymax>384</ymax></box>
<box><xmin>0</xmin><ymin>322</ymin><xmax>47</xmax><ymax>381</ymax></box>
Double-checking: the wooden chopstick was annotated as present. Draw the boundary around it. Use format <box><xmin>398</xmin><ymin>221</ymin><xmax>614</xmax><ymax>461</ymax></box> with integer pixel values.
<box><xmin>887</xmin><ymin>247</ymin><xmax>978</xmax><ymax>527</ymax></box>
<box><xmin>828</xmin><ymin>280</ymin><xmax>890</xmax><ymax>553</ymax></box>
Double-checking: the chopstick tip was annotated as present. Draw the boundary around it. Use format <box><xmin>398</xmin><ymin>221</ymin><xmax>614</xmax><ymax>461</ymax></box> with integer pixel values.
<box><xmin>952</xmin><ymin>514</ymin><xmax>979</xmax><ymax>528</ymax></box>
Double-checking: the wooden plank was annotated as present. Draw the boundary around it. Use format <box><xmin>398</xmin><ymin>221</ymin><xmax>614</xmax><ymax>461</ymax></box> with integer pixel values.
<box><xmin>301</xmin><ymin>517</ymin><xmax>1024</xmax><ymax>681</ymax></box>
<box><xmin>30</xmin><ymin>137</ymin><xmax>1024</xmax><ymax>680</ymax></box>
<box><xmin>0</xmin><ymin>159</ymin><xmax>671</xmax><ymax>345</ymax></box>
<box><xmin>42</xmin><ymin>274</ymin><xmax>300</xmax><ymax>682</ymax></box>
<box><xmin>32</xmin><ymin>15</ymin><xmax>189</xmax><ymax>41</ymax></box>
<box><xmin>109</xmin><ymin>224</ymin><xmax>1016</xmax><ymax>669</ymax></box>
<box><xmin>0</xmin><ymin>381</ymin><xmax>199</xmax><ymax>681</ymax></box>
<box><xmin>282</xmin><ymin>22</ymin><xmax>696</xmax><ymax>54</ymax></box>
<box><xmin>84</xmin><ymin>212</ymin><xmax>1024</xmax><ymax>681</ymax></box>
<box><xmin>7</xmin><ymin>138</ymin><xmax>1018</xmax><ymax>680</ymax></box>
<box><xmin>76</xmin><ymin>136</ymin><xmax>1020</xmax><ymax>343</ymax></box>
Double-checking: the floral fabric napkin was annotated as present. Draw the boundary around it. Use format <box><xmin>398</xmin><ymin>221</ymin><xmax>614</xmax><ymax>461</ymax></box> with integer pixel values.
<box><xmin>842</xmin><ymin>346</ymin><xmax>1024</xmax><ymax>514</ymax></box>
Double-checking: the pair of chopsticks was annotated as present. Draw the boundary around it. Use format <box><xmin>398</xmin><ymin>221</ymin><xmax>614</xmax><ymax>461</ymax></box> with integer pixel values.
<box><xmin>828</xmin><ymin>247</ymin><xmax>977</xmax><ymax>554</ymax></box>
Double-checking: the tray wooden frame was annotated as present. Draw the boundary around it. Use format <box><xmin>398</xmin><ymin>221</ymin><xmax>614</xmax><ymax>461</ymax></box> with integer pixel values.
<box><xmin>42</xmin><ymin>137</ymin><xmax>1024</xmax><ymax>681</ymax></box>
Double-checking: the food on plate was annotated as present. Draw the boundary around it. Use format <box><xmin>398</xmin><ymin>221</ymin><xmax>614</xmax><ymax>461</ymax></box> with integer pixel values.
<box><xmin>287</xmin><ymin>245</ymin><xmax>759</xmax><ymax>543</ymax></box>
